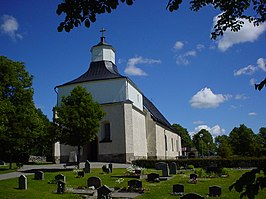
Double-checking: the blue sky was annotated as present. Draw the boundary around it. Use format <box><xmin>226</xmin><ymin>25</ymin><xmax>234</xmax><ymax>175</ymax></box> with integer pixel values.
<box><xmin>1</xmin><ymin>0</ymin><xmax>265</xmax><ymax>137</ymax></box>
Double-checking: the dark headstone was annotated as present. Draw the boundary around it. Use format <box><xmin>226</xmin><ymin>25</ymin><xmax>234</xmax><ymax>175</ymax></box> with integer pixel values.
<box><xmin>180</xmin><ymin>192</ymin><xmax>204</xmax><ymax>199</ymax></box>
<box><xmin>173</xmin><ymin>184</ymin><xmax>184</xmax><ymax>194</ymax></box>
<box><xmin>102</xmin><ymin>165</ymin><xmax>110</xmax><ymax>173</ymax></box>
<box><xmin>57</xmin><ymin>180</ymin><xmax>66</xmax><ymax>194</ymax></box>
<box><xmin>169</xmin><ymin>162</ymin><xmax>177</xmax><ymax>175</ymax></box>
<box><xmin>18</xmin><ymin>175</ymin><xmax>27</xmax><ymax>190</ymax></box>
<box><xmin>97</xmin><ymin>185</ymin><xmax>112</xmax><ymax>199</ymax></box>
<box><xmin>0</xmin><ymin>160</ymin><xmax>5</xmax><ymax>166</ymax></box>
<box><xmin>147</xmin><ymin>173</ymin><xmax>160</xmax><ymax>182</ymax></box>
<box><xmin>87</xmin><ymin>177</ymin><xmax>102</xmax><ymax>189</ymax></box>
<box><xmin>55</xmin><ymin>174</ymin><xmax>65</xmax><ymax>182</ymax></box>
<box><xmin>155</xmin><ymin>162</ymin><xmax>169</xmax><ymax>177</ymax></box>
<box><xmin>108</xmin><ymin>163</ymin><xmax>113</xmax><ymax>173</ymax></box>
<box><xmin>209</xmin><ymin>185</ymin><xmax>222</xmax><ymax>197</ymax></box>
<box><xmin>34</xmin><ymin>171</ymin><xmax>44</xmax><ymax>180</ymax></box>
<box><xmin>128</xmin><ymin>179</ymin><xmax>142</xmax><ymax>189</ymax></box>
<box><xmin>78</xmin><ymin>171</ymin><xmax>85</xmax><ymax>177</ymax></box>
<box><xmin>134</xmin><ymin>169</ymin><xmax>141</xmax><ymax>175</ymax></box>
<box><xmin>84</xmin><ymin>160</ymin><xmax>90</xmax><ymax>173</ymax></box>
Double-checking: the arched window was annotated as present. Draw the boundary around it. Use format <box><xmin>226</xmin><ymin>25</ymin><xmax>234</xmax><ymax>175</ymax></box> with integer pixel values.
<box><xmin>100</xmin><ymin>122</ymin><xmax>111</xmax><ymax>142</ymax></box>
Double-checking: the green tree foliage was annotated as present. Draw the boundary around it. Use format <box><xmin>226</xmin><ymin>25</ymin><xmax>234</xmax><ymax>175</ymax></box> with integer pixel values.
<box><xmin>172</xmin><ymin>123</ymin><xmax>193</xmax><ymax>148</ymax></box>
<box><xmin>192</xmin><ymin>129</ymin><xmax>214</xmax><ymax>157</ymax></box>
<box><xmin>258</xmin><ymin>127</ymin><xmax>266</xmax><ymax>155</ymax></box>
<box><xmin>0</xmin><ymin>56</ymin><xmax>51</xmax><ymax>168</ymax></box>
<box><xmin>215</xmin><ymin>135</ymin><xmax>233</xmax><ymax>158</ymax></box>
<box><xmin>54</xmin><ymin>86</ymin><xmax>105</xmax><ymax>166</ymax></box>
<box><xmin>228</xmin><ymin>124</ymin><xmax>260</xmax><ymax>157</ymax></box>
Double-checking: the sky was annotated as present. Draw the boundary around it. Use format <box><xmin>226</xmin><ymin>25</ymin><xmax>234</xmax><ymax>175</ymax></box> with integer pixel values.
<box><xmin>1</xmin><ymin>0</ymin><xmax>266</xmax><ymax>138</ymax></box>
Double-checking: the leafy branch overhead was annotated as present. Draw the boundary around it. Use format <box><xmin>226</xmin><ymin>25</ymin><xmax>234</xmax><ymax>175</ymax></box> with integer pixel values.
<box><xmin>57</xmin><ymin>0</ymin><xmax>266</xmax><ymax>40</ymax></box>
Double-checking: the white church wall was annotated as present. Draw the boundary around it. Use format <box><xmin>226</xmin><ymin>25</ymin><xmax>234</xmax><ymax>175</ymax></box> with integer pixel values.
<box><xmin>57</xmin><ymin>78</ymin><xmax>127</xmax><ymax>105</ymax></box>
<box><xmin>155</xmin><ymin>125</ymin><xmax>180</xmax><ymax>159</ymax></box>
<box><xmin>127</xmin><ymin>81</ymin><xmax>143</xmax><ymax>111</ymax></box>
<box><xmin>132</xmin><ymin>107</ymin><xmax>147</xmax><ymax>158</ymax></box>
<box><xmin>98</xmin><ymin>103</ymin><xmax>126</xmax><ymax>161</ymax></box>
<box><xmin>145</xmin><ymin>110</ymin><xmax>157</xmax><ymax>159</ymax></box>
<box><xmin>124</xmin><ymin>102</ymin><xmax>134</xmax><ymax>162</ymax></box>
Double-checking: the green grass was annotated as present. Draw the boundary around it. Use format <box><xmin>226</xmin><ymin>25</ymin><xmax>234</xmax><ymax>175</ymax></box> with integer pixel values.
<box><xmin>0</xmin><ymin>168</ymin><xmax>265</xmax><ymax>199</ymax></box>
<box><xmin>0</xmin><ymin>163</ymin><xmax>18</xmax><ymax>174</ymax></box>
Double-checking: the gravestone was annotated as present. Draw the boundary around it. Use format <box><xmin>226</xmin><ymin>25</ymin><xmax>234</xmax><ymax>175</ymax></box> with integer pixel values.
<box><xmin>87</xmin><ymin>177</ymin><xmax>102</xmax><ymax>189</ymax></box>
<box><xmin>102</xmin><ymin>165</ymin><xmax>110</xmax><ymax>173</ymax></box>
<box><xmin>97</xmin><ymin>185</ymin><xmax>112</xmax><ymax>199</ymax></box>
<box><xmin>18</xmin><ymin>175</ymin><xmax>27</xmax><ymax>190</ymax></box>
<box><xmin>0</xmin><ymin>160</ymin><xmax>5</xmax><ymax>166</ymax></box>
<box><xmin>155</xmin><ymin>162</ymin><xmax>169</xmax><ymax>177</ymax></box>
<box><xmin>173</xmin><ymin>184</ymin><xmax>184</xmax><ymax>194</ymax></box>
<box><xmin>169</xmin><ymin>162</ymin><xmax>177</xmax><ymax>175</ymax></box>
<box><xmin>34</xmin><ymin>171</ymin><xmax>44</xmax><ymax>180</ymax></box>
<box><xmin>55</xmin><ymin>174</ymin><xmax>66</xmax><ymax>182</ymax></box>
<box><xmin>128</xmin><ymin>179</ymin><xmax>142</xmax><ymax>189</ymax></box>
<box><xmin>69</xmin><ymin>151</ymin><xmax>77</xmax><ymax>162</ymax></box>
<box><xmin>57</xmin><ymin>180</ymin><xmax>66</xmax><ymax>194</ymax></box>
<box><xmin>180</xmin><ymin>192</ymin><xmax>204</xmax><ymax>199</ymax></box>
<box><xmin>84</xmin><ymin>160</ymin><xmax>90</xmax><ymax>173</ymax></box>
<box><xmin>209</xmin><ymin>185</ymin><xmax>222</xmax><ymax>197</ymax></box>
<box><xmin>108</xmin><ymin>163</ymin><xmax>113</xmax><ymax>173</ymax></box>
<box><xmin>147</xmin><ymin>173</ymin><xmax>160</xmax><ymax>182</ymax></box>
<box><xmin>78</xmin><ymin>171</ymin><xmax>85</xmax><ymax>177</ymax></box>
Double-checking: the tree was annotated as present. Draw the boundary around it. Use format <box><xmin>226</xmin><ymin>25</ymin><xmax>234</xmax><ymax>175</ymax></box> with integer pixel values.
<box><xmin>258</xmin><ymin>127</ymin><xmax>266</xmax><ymax>156</ymax></box>
<box><xmin>228</xmin><ymin>124</ymin><xmax>260</xmax><ymax>157</ymax></box>
<box><xmin>215</xmin><ymin>135</ymin><xmax>233</xmax><ymax>158</ymax></box>
<box><xmin>0</xmin><ymin>56</ymin><xmax>50</xmax><ymax>168</ymax></box>
<box><xmin>54</xmin><ymin>86</ymin><xmax>105</xmax><ymax>167</ymax></box>
<box><xmin>172</xmin><ymin>123</ymin><xmax>193</xmax><ymax>148</ymax></box>
<box><xmin>192</xmin><ymin>129</ymin><xmax>214</xmax><ymax>157</ymax></box>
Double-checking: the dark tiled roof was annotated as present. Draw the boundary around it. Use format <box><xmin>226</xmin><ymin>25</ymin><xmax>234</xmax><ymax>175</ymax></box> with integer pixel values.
<box><xmin>56</xmin><ymin>61</ymin><xmax>125</xmax><ymax>87</ymax></box>
<box><xmin>143</xmin><ymin>95</ymin><xmax>176</xmax><ymax>132</ymax></box>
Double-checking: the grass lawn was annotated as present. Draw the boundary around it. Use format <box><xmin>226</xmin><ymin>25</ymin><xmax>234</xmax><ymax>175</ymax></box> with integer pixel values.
<box><xmin>0</xmin><ymin>168</ymin><xmax>265</xmax><ymax>198</ymax></box>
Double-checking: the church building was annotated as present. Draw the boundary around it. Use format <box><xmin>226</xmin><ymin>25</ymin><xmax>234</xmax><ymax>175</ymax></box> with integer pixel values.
<box><xmin>53</xmin><ymin>33</ymin><xmax>182</xmax><ymax>163</ymax></box>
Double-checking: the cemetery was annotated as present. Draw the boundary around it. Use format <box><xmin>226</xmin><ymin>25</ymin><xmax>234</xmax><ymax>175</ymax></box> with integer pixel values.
<box><xmin>0</xmin><ymin>161</ymin><xmax>266</xmax><ymax>198</ymax></box>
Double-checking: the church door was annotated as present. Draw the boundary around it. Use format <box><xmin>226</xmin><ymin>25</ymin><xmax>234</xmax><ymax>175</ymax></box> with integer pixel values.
<box><xmin>87</xmin><ymin>137</ymin><xmax>98</xmax><ymax>161</ymax></box>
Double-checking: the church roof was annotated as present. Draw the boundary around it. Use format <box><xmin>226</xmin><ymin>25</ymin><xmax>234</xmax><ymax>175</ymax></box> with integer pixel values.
<box><xmin>143</xmin><ymin>95</ymin><xmax>176</xmax><ymax>132</ymax></box>
<box><xmin>56</xmin><ymin>61</ymin><xmax>125</xmax><ymax>87</ymax></box>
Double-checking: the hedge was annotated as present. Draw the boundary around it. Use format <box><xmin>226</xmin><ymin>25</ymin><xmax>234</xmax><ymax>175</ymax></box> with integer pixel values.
<box><xmin>132</xmin><ymin>157</ymin><xmax>266</xmax><ymax>169</ymax></box>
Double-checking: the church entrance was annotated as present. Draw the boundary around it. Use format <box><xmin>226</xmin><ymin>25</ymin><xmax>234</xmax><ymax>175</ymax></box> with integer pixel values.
<box><xmin>87</xmin><ymin>137</ymin><xmax>98</xmax><ymax>161</ymax></box>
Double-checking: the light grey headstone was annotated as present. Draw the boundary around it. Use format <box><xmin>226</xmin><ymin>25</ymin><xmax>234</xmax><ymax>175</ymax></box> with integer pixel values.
<box><xmin>18</xmin><ymin>175</ymin><xmax>27</xmax><ymax>190</ymax></box>
<box><xmin>69</xmin><ymin>151</ymin><xmax>77</xmax><ymax>162</ymax></box>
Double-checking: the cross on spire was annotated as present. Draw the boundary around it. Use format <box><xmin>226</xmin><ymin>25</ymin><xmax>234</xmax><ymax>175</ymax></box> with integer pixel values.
<box><xmin>100</xmin><ymin>28</ymin><xmax>106</xmax><ymax>43</ymax></box>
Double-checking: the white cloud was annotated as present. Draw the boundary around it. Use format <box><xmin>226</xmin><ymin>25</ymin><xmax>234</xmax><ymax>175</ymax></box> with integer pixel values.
<box><xmin>1</xmin><ymin>15</ymin><xmax>22</xmax><ymax>40</ymax></box>
<box><xmin>213</xmin><ymin>15</ymin><xmax>266</xmax><ymax>52</ymax></box>
<box><xmin>124</xmin><ymin>56</ymin><xmax>161</xmax><ymax>76</ymax></box>
<box><xmin>250</xmin><ymin>78</ymin><xmax>257</xmax><ymax>86</ymax></box>
<box><xmin>257</xmin><ymin>58</ymin><xmax>266</xmax><ymax>72</ymax></box>
<box><xmin>248</xmin><ymin>112</ymin><xmax>257</xmax><ymax>116</ymax></box>
<box><xmin>234</xmin><ymin>57</ymin><xmax>266</xmax><ymax>76</ymax></box>
<box><xmin>174</xmin><ymin>41</ymin><xmax>184</xmax><ymax>50</ymax></box>
<box><xmin>190</xmin><ymin>124</ymin><xmax>226</xmax><ymax>138</ymax></box>
<box><xmin>176</xmin><ymin>50</ymin><xmax>197</xmax><ymax>65</ymax></box>
<box><xmin>193</xmin><ymin>120</ymin><xmax>205</xmax><ymax>125</ymax></box>
<box><xmin>190</xmin><ymin>87</ymin><xmax>230</xmax><ymax>108</ymax></box>
<box><xmin>196</xmin><ymin>44</ymin><xmax>205</xmax><ymax>51</ymax></box>
<box><xmin>235</xmin><ymin>94</ymin><xmax>248</xmax><ymax>100</ymax></box>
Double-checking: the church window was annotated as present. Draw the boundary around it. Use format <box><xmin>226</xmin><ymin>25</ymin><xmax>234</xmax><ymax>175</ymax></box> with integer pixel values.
<box><xmin>165</xmin><ymin>135</ymin><xmax>167</xmax><ymax>151</ymax></box>
<box><xmin>171</xmin><ymin>138</ymin><xmax>174</xmax><ymax>151</ymax></box>
<box><xmin>100</xmin><ymin>122</ymin><xmax>111</xmax><ymax>142</ymax></box>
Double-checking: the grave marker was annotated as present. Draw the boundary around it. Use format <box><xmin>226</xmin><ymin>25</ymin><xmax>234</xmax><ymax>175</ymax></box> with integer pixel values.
<box><xmin>209</xmin><ymin>185</ymin><xmax>222</xmax><ymax>197</ymax></box>
<box><xmin>87</xmin><ymin>176</ymin><xmax>102</xmax><ymax>189</ymax></box>
<box><xmin>97</xmin><ymin>185</ymin><xmax>112</xmax><ymax>199</ymax></box>
<box><xmin>18</xmin><ymin>175</ymin><xmax>27</xmax><ymax>190</ymax></box>
<box><xmin>34</xmin><ymin>171</ymin><xmax>44</xmax><ymax>180</ymax></box>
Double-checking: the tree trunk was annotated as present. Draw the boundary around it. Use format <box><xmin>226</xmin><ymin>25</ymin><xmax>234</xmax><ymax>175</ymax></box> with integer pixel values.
<box><xmin>77</xmin><ymin>145</ymin><xmax>81</xmax><ymax>169</ymax></box>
